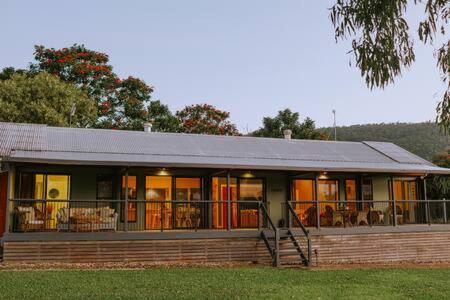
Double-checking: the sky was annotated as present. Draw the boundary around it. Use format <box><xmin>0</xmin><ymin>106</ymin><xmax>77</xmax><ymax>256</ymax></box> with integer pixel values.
<box><xmin>1</xmin><ymin>1</ymin><xmax>445</xmax><ymax>133</ymax></box>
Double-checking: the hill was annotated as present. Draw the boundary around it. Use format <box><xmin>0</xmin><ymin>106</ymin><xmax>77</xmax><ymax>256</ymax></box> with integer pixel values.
<box><xmin>320</xmin><ymin>122</ymin><xmax>449</xmax><ymax>161</ymax></box>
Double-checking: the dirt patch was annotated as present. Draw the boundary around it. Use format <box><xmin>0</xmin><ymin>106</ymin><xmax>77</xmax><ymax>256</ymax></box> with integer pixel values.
<box><xmin>0</xmin><ymin>261</ymin><xmax>262</xmax><ymax>271</ymax></box>
<box><xmin>1</xmin><ymin>261</ymin><xmax>450</xmax><ymax>271</ymax></box>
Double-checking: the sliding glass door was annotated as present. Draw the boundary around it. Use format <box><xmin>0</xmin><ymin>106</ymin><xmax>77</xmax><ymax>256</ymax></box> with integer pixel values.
<box><xmin>174</xmin><ymin>178</ymin><xmax>202</xmax><ymax>229</ymax></box>
<box><xmin>144</xmin><ymin>176</ymin><xmax>203</xmax><ymax>230</ymax></box>
<box><xmin>18</xmin><ymin>173</ymin><xmax>70</xmax><ymax>230</ymax></box>
<box><xmin>145</xmin><ymin>176</ymin><xmax>172</xmax><ymax>230</ymax></box>
<box><xmin>211</xmin><ymin>177</ymin><xmax>264</xmax><ymax>229</ymax></box>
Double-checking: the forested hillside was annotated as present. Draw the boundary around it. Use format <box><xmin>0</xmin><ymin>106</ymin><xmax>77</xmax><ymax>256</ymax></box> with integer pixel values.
<box><xmin>320</xmin><ymin>122</ymin><xmax>449</xmax><ymax>161</ymax></box>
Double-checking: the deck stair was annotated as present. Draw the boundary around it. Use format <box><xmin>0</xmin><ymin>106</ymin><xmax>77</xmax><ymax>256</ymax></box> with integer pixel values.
<box><xmin>259</xmin><ymin>201</ymin><xmax>311</xmax><ymax>267</ymax></box>
<box><xmin>261</xmin><ymin>229</ymin><xmax>310</xmax><ymax>267</ymax></box>
<box><xmin>278</xmin><ymin>229</ymin><xmax>310</xmax><ymax>267</ymax></box>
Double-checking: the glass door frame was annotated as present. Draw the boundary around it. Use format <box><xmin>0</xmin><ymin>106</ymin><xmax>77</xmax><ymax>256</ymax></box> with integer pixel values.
<box><xmin>210</xmin><ymin>176</ymin><xmax>266</xmax><ymax>229</ymax></box>
<box><xmin>144</xmin><ymin>173</ymin><xmax>205</xmax><ymax>230</ymax></box>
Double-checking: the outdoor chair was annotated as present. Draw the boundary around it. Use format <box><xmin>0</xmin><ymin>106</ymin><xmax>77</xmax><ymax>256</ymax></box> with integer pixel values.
<box><xmin>15</xmin><ymin>206</ymin><xmax>45</xmax><ymax>232</ymax></box>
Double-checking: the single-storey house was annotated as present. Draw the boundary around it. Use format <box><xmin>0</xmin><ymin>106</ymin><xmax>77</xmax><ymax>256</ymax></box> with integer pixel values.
<box><xmin>0</xmin><ymin>121</ymin><xmax>449</xmax><ymax>266</ymax></box>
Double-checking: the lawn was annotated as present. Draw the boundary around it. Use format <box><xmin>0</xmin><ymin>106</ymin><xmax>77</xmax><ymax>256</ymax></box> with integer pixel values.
<box><xmin>0</xmin><ymin>267</ymin><xmax>449</xmax><ymax>299</ymax></box>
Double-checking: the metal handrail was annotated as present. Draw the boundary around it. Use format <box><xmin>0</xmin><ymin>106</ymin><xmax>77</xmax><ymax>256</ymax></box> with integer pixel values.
<box><xmin>286</xmin><ymin>201</ymin><xmax>311</xmax><ymax>266</ymax></box>
<box><xmin>258</xmin><ymin>202</ymin><xmax>279</xmax><ymax>267</ymax></box>
<box><xmin>10</xmin><ymin>199</ymin><xmax>264</xmax><ymax>204</ymax></box>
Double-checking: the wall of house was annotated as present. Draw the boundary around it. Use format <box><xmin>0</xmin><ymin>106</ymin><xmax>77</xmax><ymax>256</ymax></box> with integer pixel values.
<box><xmin>9</xmin><ymin>163</ymin><xmax>419</xmax><ymax>230</ymax></box>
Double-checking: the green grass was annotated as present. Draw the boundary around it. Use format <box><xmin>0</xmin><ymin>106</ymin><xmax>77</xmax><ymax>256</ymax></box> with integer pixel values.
<box><xmin>0</xmin><ymin>267</ymin><xmax>449</xmax><ymax>299</ymax></box>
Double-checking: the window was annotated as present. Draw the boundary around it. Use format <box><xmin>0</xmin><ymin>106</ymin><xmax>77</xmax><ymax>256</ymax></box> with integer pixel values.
<box><xmin>345</xmin><ymin>179</ymin><xmax>357</xmax><ymax>210</ymax></box>
<box><xmin>145</xmin><ymin>176</ymin><xmax>172</xmax><ymax>230</ymax></box>
<box><xmin>212</xmin><ymin>177</ymin><xmax>263</xmax><ymax>229</ymax></box>
<box><xmin>120</xmin><ymin>175</ymin><xmax>137</xmax><ymax>222</ymax></box>
<box><xmin>238</xmin><ymin>178</ymin><xmax>263</xmax><ymax>228</ymax></box>
<box><xmin>389</xmin><ymin>179</ymin><xmax>422</xmax><ymax>224</ymax></box>
<box><xmin>362</xmin><ymin>179</ymin><xmax>373</xmax><ymax>209</ymax></box>
<box><xmin>174</xmin><ymin>178</ymin><xmax>202</xmax><ymax>229</ymax></box>
<box><xmin>19</xmin><ymin>173</ymin><xmax>70</xmax><ymax>201</ymax></box>
<box><xmin>46</xmin><ymin>175</ymin><xmax>70</xmax><ymax>200</ymax></box>
<box><xmin>175</xmin><ymin>178</ymin><xmax>202</xmax><ymax>201</ymax></box>
<box><xmin>97</xmin><ymin>175</ymin><xmax>114</xmax><ymax>200</ymax></box>
<box><xmin>292</xmin><ymin>179</ymin><xmax>316</xmax><ymax>227</ymax></box>
<box><xmin>18</xmin><ymin>173</ymin><xmax>70</xmax><ymax>230</ymax></box>
<box><xmin>211</xmin><ymin>177</ymin><xmax>237</xmax><ymax>229</ymax></box>
<box><xmin>318</xmin><ymin>180</ymin><xmax>339</xmax><ymax>202</ymax></box>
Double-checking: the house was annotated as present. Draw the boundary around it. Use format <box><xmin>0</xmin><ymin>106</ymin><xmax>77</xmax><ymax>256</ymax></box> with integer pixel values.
<box><xmin>0</xmin><ymin>121</ymin><xmax>449</xmax><ymax>266</ymax></box>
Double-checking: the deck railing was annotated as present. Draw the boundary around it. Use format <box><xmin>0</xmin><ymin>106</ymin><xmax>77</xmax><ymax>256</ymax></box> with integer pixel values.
<box><xmin>289</xmin><ymin>199</ymin><xmax>450</xmax><ymax>228</ymax></box>
<box><xmin>8</xmin><ymin>199</ymin><xmax>266</xmax><ymax>233</ymax></box>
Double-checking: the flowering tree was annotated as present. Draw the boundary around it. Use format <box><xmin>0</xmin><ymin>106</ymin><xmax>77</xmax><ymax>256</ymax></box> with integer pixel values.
<box><xmin>176</xmin><ymin>104</ymin><xmax>239</xmax><ymax>135</ymax></box>
<box><xmin>30</xmin><ymin>44</ymin><xmax>153</xmax><ymax>130</ymax></box>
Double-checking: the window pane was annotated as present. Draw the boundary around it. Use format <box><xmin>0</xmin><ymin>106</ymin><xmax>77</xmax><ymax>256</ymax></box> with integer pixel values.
<box><xmin>121</xmin><ymin>176</ymin><xmax>137</xmax><ymax>200</ymax></box>
<box><xmin>145</xmin><ymin>176</ymin><xmax>172</xmax><ymax>230</ymax></box>
<box><xmin>362</xmin><ymin>179</ymin><xmax>373</xmax><ymax>201</ymax></box>
<box><xmin>211</xmin><ymin>177</ymin><xmax>237</xmax><ymax>229</ymax></box>
<box><xmin>318</xmin><ymin>180</ymin><xmax>339</xmax><ymax>226</ymax></box>
<box><xmin>345</xmin><ymin>179</ymin><xmax>357</xmax><ymax>210</ymax></box>
<box><xmin>34</xmin><ymin>174</ymin><xmax>45</xmax><ymax>200</ymax></box>
<box><xmin>121</xmin><ymin>175</ymin><xmax>137</xmax><ymax>222</ymax></box>
<box><xmin>175</xmin><ymin>178</ymin><xmax>201</xmax><ymax>201</ymax></box>
<box><xmin>97</xmin><ymin>175</ymin><xmax>113</xmax><ymax>200</ymax></box>
<box><xmin>239</xmin><ymin>179</ymin><xmax>263</xmax><ymax>201</ymax></box>
<box><xmin>19</xmin><ymin>173</ymin><xmax>42</xmax><ymax>199</ymax></box>
<box><xmin>238</xmin><ymin>178</ymin><xmax>262</xmax><ymax>228</ymax></box>
<box><xmin>146</xmin><ymin>176</ymin><xmax>171</xmax><ymax>201</ymax></box>
<box><xmin>46</xmin><ymin>175</ymin><xmax>70</xmax><ymax>200</ymax></box>
<box><xmin>318</xmin><ymin>180</ymin><xmax>338</xmax><ymax>201</ymax></box>
<box><xmin>293</xmin><ymin>179</ymin><xmax>315</xmax><ymax>201</ymax></box>
<box><xmin>292</xmin><ymin>179</ymin><xmax>316</xmax><ymax>227</ymax></box>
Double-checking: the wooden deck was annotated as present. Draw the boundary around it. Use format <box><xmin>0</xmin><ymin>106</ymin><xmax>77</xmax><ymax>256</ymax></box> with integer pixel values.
<box><xmin>3</xmin><ymin>225</ymin><xmax>450</xmax><ymax>266</ymax></box>
<box><xmin>2</xmin><ymin>238</ymin><xmax>271</xmax><ymax>265</ymax></box>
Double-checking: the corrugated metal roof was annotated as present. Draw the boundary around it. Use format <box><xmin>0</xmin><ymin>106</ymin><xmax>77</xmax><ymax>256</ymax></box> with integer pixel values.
<box><xmin>0</xmin><ymin>122</ymin><xmax>46</xmax><ymax>156</ymax></box>
<box><xmin>0</xmin><ymin>122</ymin><xmax>448</xmax><ymax>174</ymax></box>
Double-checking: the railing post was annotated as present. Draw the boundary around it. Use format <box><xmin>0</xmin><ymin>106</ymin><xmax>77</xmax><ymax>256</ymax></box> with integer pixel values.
<box><xmin>391</xmin><ymin>177</ymin><xmax>397</xmax><ymax>226</ymax></box>
<box><xmin>444</xmin><ymin>198</ymin><xmax>448</xmax><ymax>224</ymax></box>
<box><xmin>307</xmin><ymin>238</ymin><xmax>312</xmax><ymax>267</ymax></box>
<box><xmin>274</xmin><ymin>227</ymin><xmax>280</xmax><ymax>267</ymax></box>
<box><xmin>226</xmin><ymin>171</ymin><xmax>231</xmax><ymax>231</ymax></box>
<box><xmin>258</xmin><ymin>202</ymin><xmax>262</xmax><ymax>231</ymax></box>
<box><xmin>314</xmin><ymin>175</ymin><xmax>320</xmax><ymax>229</ymax></box>
<box><xmin>124</xmin><ymin>170</ymin><xmax>129</xmax><ymax>232</ymax></box>
<box><xmin>4</xmin><ymin>164</ymin><xmax>12</xmax><ymax>234</ymax></box>
<box><xmin>160</xmin><ymin>202</ymin><xmax>164</xmax><ymax>232</ymax></box>
<box><xmin>423</xmin><ymin>178</ymin><xmax>431</xmax><ymax>225</ymax></box>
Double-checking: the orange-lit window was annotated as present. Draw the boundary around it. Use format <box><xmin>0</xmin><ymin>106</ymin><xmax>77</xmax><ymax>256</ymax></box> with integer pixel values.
<box><xmin>345</xmin><ymin>179</ymin><xmax>357</xmax><ymax>210</ymax></box>
<box><xmin>292</xmin><ymin>179</ymin><xmax>315</xmax><ymax>227</ymax></box>
<box><xmin>121</xmin><ymin>175</ymin><xmax>137</xmax><ymax>222</ymax></box>
<box><xmin>211</xmin><ymin>177</ymin><xmax>237</xmax><ymax>229</ymax></box>
<box><xmin>145</xmin><ymin>176</ymin><xmax>172</xmax><ymax>230</ymax></box>
<box><xmin>174</xmin><ymin>177</ymin><xmax>202</xmax><ymax>229</ymax></box>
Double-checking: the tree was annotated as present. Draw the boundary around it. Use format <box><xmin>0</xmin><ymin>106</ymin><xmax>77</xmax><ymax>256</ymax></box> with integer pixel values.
<box><xmin>29</xmin><ymin>44</ymin><xmax>153</xmax><ymax>130</ymax></box>
<box><xmin>252</xmin><ymin>109</ymin><xmax>326</xmax><ymax>140</ymax></box>
<box><xmin>0</xmin><ymin>72</ymin><xmax>96</xmax><ymax>127</ymax></box>
<box><xmin>176</xmin><ymin>104</ymin><xmax>239</xmax><ymax>135</ymax></box>
<box><xmin>427</xmin><ymin>150</ymin><xmax>450</xmax><ymax>200</ymax></box>
<box><xmin>0</xmin><ymin>67</ymin><xmax>28</xmax><ymax>80</ymax></box>
<box><xmin>330</xmin><ymin>0</ymin><xmax>449</xmax><ymax>131</ymax></box>
<box><xmin>147</xmin><ymin>100</ymin><xmax>181</xmax><ymax>132</ymax></box>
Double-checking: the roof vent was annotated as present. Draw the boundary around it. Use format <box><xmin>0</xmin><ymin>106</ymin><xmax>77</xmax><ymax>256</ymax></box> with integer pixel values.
<box><xmin>283</xmin><ymin>129</ymin><xmax>292</xmax><ymax>140</ymax></box>
<box><xmin>143</xmin><ymin>122</ymin><xmax>152</xmax><ymax>133</ymax></box>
